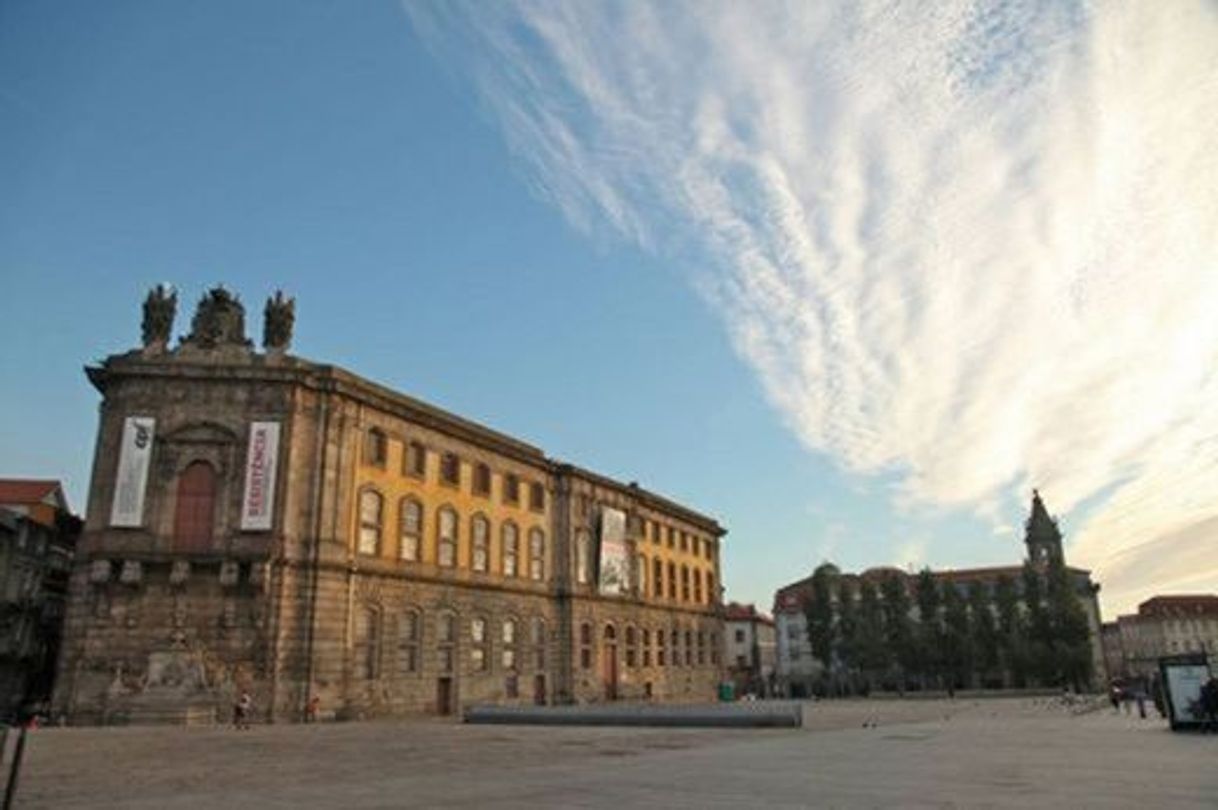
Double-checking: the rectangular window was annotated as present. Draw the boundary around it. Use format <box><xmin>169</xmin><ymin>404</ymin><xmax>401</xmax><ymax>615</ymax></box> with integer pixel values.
<box><xmin>440</xmin><ymin>452</ymin><xmax>461</xmax><ymax>487</ymax></box>
<box><xmin>473</xmin><ymin>463</ymin><xmax>491</xmax><ymax>496</ymax></box>
<box><xmin>365</xmin><ymin>429</ymin><xmax>387</xmax><ymax>467</ymax></box>
<box><xmin>679</xmin><ymin>532</ymin><xmax>688</xmax><ymax>552</ymax></box>
<box><xmin>529</xmin><ymin>482</ymin><xmax>545</xmax><ymax>512</ymax></box>
<box><xmin>504</xmin><ymin>474</ymin><xmax>520</xmax><ymax>504</ymax></box>
<box><xmin>404</xmin><ymin>441</ymin><xmax>426</xmax><ymax>478</ymax></box>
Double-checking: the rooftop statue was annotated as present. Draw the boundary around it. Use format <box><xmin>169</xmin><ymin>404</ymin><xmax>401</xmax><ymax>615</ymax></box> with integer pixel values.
<box><xmin>263</xmin><ymin>290</ymin><xmax>295</xmax><ymax>352</ymax></box>
<box><xmin>187</xmin><ymin>286</ymin><xmax>250</xmax><ymax>349</ymax></box>
<box><xmin>141</xmin><ymin>284</ymin><xmax>177</xmax><ymax>349</ymax></box>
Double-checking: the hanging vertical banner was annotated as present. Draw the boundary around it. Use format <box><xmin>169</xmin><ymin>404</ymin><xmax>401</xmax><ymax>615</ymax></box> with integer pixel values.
<box><xmin>597</xmin><ymin>507</ymin><xmax>629</xmax><ymax>596</ymax></box>
<box><xmin>110</xmin><ymin>415</ymin><xmax>156</xmax><ymax>527</ymax></box>
<box><xmin>241</xmin><ymin>421</ymin><xmax>280</xmax><ymax>531</ymax></box>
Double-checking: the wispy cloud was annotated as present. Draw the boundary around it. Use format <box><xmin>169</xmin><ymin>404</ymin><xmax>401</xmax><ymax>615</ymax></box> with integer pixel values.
<box><xmin>407</xmin><ymin>1</ymin><xmax>1218</xmax><ymax>614</ymax></box>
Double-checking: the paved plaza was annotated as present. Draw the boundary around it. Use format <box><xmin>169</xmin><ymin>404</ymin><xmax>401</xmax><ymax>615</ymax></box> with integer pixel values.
<box><xmin>13</xmin><ymin>697</ymin><xmax>1218</xmax><ymax>808</ymax></box>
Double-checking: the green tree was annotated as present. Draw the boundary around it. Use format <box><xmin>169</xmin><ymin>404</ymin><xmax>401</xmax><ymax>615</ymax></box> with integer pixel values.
<box><xmin>1045</xmin><ymin>557</ymin><xmax>1094</xmax><ymax>690</ymax></box>
<box><xmin>914</xmin><ymin>569</ymin><xmax>943</xmax><ymax>689</ymax></box>
<box><xmin>993</xmin><ymin>574</ymin><xmax>1027</xmax><ymax>687</ymax></box>
<box><xmin>855</xmin><ymin>579</ymin><xmax>889</xmax><ymax>693</ymax></box>
<box><xmin>967</xmin><ymin>582</ymin><xmax>999</xmax><ymax>686</ymax></box>
<box><xmin>880</xmin><ymin>574</ymin><xmax>915</xmax><ymax>692</ymax></box>
<box><xmin>804</xmin><ymin>563</ymin><xmax>838</xmax><ymax>690</ymax></box>
<box><xmin>942</xmin><ymin>580</ymin><xmax>972</xmax><ymax>692</ymax></box>
<box><xmin>1022</xmin><ymin>561</ymin><xmax>1056</xmax><ymax>685</ymax></box>
<box><xmin>835</xmin><ymin>580</ymin><xmax>859</xmax><ymax>695</ymax></box>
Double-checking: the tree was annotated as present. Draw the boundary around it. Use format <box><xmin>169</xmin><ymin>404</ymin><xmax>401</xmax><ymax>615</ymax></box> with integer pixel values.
<box><xmin>880</xmin><ymin>574</ymin><xmax>915</xmax><ymax>692</ymax></box>
<box><xmin>1022</xmin><ymin>561</ymin><xmax>1056</xmax><ymax>685</ymax></box>
<box><xmin>941</xmin><ymin>580</ymin><xmax>972</xmax><ymax>692</ymax></box>
<box><xmin>835</xmin><ymin>580</ymin><xmax>859</xmax><ymax>695</ymax></box>
<box><xmin>804</xmin><ymin>563</ymin><xmax>838</xmax><ymax>691</ymax></box>
<box><xmin>1044</xmin><ymin>557</ymin><xmax>1094</xmax><ymax>690</ymax></box>
<box><xmin>914</xmin><ymin>569</ymin><xmax>943</xmax><ymax>689</ymax></box>
<box><xmin>993</xmin><ymin>574</ymin><xmax>1027</xmax><ymax>687</ymax></box>
<box><xmin>855</xmin><ymin>579</ymin><xmax>890</xmax><ymax>693</ymax></box>
<box><xmin>967</xmin><ymin>582</ymin><xmax>999</xmax><ymax>686</ymax></box>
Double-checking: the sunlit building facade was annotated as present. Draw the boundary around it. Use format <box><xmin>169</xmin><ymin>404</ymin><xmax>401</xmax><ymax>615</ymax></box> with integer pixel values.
<box><xmin>53</xmin><ymin>287</ymin><xmax>725</xmax><ymax>724</ymax></box>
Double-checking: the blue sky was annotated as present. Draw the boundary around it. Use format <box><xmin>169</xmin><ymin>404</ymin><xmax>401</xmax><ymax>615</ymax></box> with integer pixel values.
<box><xmin>3</xmin><ymin>2</ymin><xmax>1215</xmax><ymax>617</ymax></box>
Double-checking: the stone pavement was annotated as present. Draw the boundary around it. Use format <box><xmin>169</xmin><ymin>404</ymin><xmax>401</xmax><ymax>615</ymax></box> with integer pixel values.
<box><xmin>13</xmin><ymin>697</ymin><xmax>1218</xmax><ymax>808</ymax></box>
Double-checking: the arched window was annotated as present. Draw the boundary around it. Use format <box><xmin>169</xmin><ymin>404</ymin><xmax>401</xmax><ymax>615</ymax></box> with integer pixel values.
<box><xmin>657</xmin><ymin>629</ymin><xmax>666</xmax><ymax>667</ymax></box>
<box><xmin>625</xmin><ymin>625</ymin><xmax>638</xmax><ymax>668</ymax></box>
<box><xmin>353</xmin><ymin>606</ymin><xmax>381</xmax><ymax>680</ymax></box>
<box><xmin>437</xmin><ymin>507</ymin><xmax>457</xmax><ymax>567</ymax></box>
<box><xmin>470</xmin><ymin>616</ymin><xmax>488</xmax><ymax>672</ymax></box>
<box><xmin>173</xmin><ymin>461</ymin><xmax>216</xmax><ymax>553</ymax></box>
<box><xmin>693</xmin><ymin>569</ymin><xmax>703</xmax><ymax>604</ymax></box>
<box><xmin>531</xmin><ymin>617</ymin><xmax>547</xmax><ymax>671</ymax></box>
<box><xmin>358</xmin><ymin>489</ymin><xmax>383</xmax><ymax>556</ymax></box>
<box><xmin>502</xmin><ymin>522</ymin><xmax>519</xmax><ymax>577</ymax></box>
<box><xmin>502</xmin><ymin>618</ymin><xmax>518</xmax><ymax>670</ymax></box>
<box><xmin>667</xmin><ymin>562</ymin><xmax>677</xmax><ymax>599</ymax></box>
<box><xmin>437</xmin><ymin>611</ymin><xmax>456</xmax><ymax>673</ymax></box>
<box><xmin>642</xmin><ymin>629</ymin><xmax>652</xmax><ymax>667</ymax></box>
<box><xmin>398</xmin><ymin>609</ymin><xmax>421</xmax><ymax>673</ymax></box>
<box><xmin>471</xmin><ymin>514</ymin><xmax>490</xmax><ymax>572</ymax></box>
<box><xmin>575</xmin><ymin>529</ymin><xmax>591</xmax><ymax>585</ymax></box>
<box><xmin>652</xmin><ymin>558</ymin><xmax>663</xmax><ymax>598</ymax></box>
<box><xmin>528</xmin><ymin>528</ymin><xmax>545</xmax><ymax>581</ymax></box>
<box><xmin>399</xmin><ymin>498</ymin><xmax>422</xmax><ymax>561</ymax></box>
<box><xmin>636</xmin><ymin>553</ymin><xmax>647</xmax><ymax>596</ymax></box>
<box><xmin>681</xmin><ymin>565</ymin><xmax>691</xmax><ymax>602</ymax></box>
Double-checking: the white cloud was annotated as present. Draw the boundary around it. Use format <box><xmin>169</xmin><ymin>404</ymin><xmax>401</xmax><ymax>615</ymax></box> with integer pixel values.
<box><xmin>407</xmin><ymin>1</ymin><xmax>1218</xmax><ymax>615</ymax></box>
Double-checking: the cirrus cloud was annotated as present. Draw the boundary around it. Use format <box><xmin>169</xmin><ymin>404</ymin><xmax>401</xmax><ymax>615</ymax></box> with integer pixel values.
<box><xmin>407</xmin><ymin>1</ymin><xmax>1218</xmax><ymax>615</ymax></box>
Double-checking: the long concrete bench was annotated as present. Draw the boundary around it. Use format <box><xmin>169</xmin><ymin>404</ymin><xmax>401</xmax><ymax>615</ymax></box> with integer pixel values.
<box><xmin>463</xmin><ymin>702</ymin><xmax>802</xmax><ymax>728</ymax></box>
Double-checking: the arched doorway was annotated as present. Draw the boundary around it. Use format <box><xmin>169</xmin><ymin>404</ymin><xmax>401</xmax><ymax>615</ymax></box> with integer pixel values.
<box><xmin>173</xmin><ymin>461</ymin><xmax>217</xmax><ymax>553</ymax></box>
<box><xmin>601</xmin><ymin>624</ymin><xmax>618</xmax><ymax>701</ymax></box>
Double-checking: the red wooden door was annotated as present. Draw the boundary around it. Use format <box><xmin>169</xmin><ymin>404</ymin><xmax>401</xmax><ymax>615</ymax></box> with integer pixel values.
<box><xmin>173</xmin><ymin>461</ymin><xmax>216</xmax><ymax>552</ymax></box>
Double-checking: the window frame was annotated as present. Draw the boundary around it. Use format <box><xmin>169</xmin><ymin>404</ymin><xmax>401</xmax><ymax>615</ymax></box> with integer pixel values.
<box><xmin>357</xmin><ymin>488</ymin><xmax>384</xmax><ymax>557</ymax></box>
<box><xmin>398</xmin><ymin>497</ymin><xmax>422</xmax><ymax>562</ymax></box>
<box><xmin>437</xmin><ymin>506</ymin><xmax>458</xmax><ymax>568</ymax></box>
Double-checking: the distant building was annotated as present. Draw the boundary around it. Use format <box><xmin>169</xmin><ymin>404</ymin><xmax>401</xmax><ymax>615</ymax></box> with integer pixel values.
<box><xmin>723</xmin><ymin>602</ymin><xmax>776</xmax><ymax>697</ymax></box>
<box><xmin>0</xmin><ymin>479</ymin><xmax>81</xmax><ymax>718</ymax></box>
<box><xmin>1104</xmin><ymin>595</ymin><xmax>1218</xmax><ymax>681</ymax></box>
<box><xmin>54</xmin><ymin>287</ymin><xmax>726</xmax><ymax>725</ymax></box>
<box><xmin>773</xmin><ymin>492</ymin><xmax>1105</xmax><ymax>696</ymax></box>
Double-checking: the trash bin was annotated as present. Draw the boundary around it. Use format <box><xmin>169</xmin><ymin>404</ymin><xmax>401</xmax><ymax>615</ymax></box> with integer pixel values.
<box><xmin>718</xmin><ymin>682</ymin><xmax>735</xmax><ymax>702</ymax></box>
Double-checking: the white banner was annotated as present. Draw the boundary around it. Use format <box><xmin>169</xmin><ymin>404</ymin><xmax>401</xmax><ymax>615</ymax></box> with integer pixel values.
<box><xmin>110</xmin><ymin>416</ymin><xmax>155</xmax><ymax>527</ymax></box>
<box><xmin>597</xmin><ymin>507</ymin><xmax>629</xmax><ymax>596</ymax></box>
<box><xmin>240</xmin><ymin>421</ymin><xmax>280</xmax><ymax>531</ymax></box>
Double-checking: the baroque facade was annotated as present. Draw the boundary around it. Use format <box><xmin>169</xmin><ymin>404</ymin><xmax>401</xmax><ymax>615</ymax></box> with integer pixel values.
<box><xmin>53</xmin><ymin>287</ymin><xmax>725</xmax><ymax>724</ymax></box>
<box><xmin>773</xmin><ymin>492</ymin><xmax>1105</xmax><ymax>695</ymax></box>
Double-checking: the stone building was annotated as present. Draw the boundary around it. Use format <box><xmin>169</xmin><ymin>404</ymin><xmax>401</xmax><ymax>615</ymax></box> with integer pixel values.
<box><xmin>53</xmin><ymin>286</ymin><xmax>725</xmax><ymax>725</ymax></box>
<box><xmin>723</xmin><ymin>602</ymin><xmax>776</xmax><ymax>697</ymax></box>
<box><xmin>1104</xmin><ymin>595</ymin><xmax>1218</xmax><ymax>681</ymax></box>
<box><xmin>773</xmin><ymin>492</ymin><xmax>1105</xmax><ymax>695</ymax></box>
<box><xmin>0</xmin><ymin>479</ymin><xmax>81</xmax><ymax>718</ymax></box>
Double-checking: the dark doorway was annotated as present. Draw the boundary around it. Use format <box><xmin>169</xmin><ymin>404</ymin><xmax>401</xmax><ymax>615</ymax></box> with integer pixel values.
<box><xmin>436</xmin><ymin>677</ymin><xmax>454</xmax><ymax>716</ymax></box>
<box><xmin>533</xmin><ymin>674</ymin><xmax>546</xmax><ymax>706</ymax></box>
<box><xmin>601</xmin><ymin>625</ymin><xmax>618</xmax><ymax>701</ymax></box>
